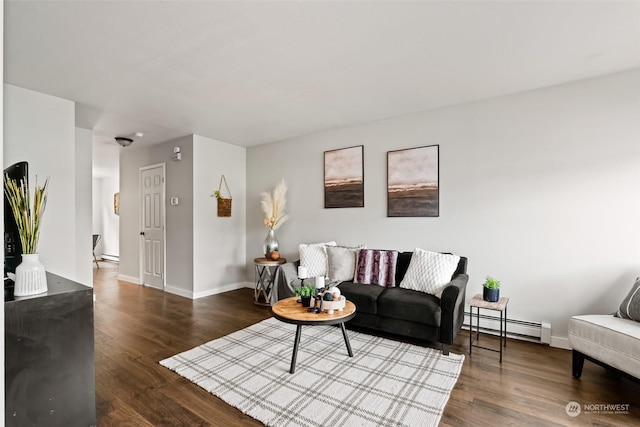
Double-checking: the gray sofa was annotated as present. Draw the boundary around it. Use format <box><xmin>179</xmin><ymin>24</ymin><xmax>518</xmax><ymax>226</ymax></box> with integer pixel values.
<box><xmin>278</xmin><ymin>252</ymin><xmax>468</xmax><ymax>354</ymax></box>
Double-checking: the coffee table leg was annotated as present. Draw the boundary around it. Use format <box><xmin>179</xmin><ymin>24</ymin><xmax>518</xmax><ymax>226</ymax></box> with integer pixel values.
<box><xmin>290</xmin><ymin>325</ymin><xmax>302</xmax><ymax>374</ymax></box>
<box><xmin>340</xmin><ymin>323</ymin><xmax>354</xmax><ymax>357</ymax></box>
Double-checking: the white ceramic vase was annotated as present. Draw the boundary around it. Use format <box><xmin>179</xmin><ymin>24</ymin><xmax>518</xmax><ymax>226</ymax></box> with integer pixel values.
<box><xmin>14</xmin><ymin>253</ymin><xmax>48</xmax><ymax>296</ymax></box>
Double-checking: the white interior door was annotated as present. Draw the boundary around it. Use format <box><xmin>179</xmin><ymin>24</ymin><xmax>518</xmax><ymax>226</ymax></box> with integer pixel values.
<box><xmin>140</xmin><ymin>164</ymin><xmax>165</xmax><ymax>290</ymax></box>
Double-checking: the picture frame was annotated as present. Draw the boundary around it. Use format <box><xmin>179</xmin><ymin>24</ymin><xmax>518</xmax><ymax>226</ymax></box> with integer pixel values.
<box><xmin>324</xmin><ymin>145</ymin><xmax>364</xmax><ymax>208</ymax></box>
<box><xmin>387</xmin><ymin>145</ymin><xmax>439</xmax><ymax>217</ymax></box>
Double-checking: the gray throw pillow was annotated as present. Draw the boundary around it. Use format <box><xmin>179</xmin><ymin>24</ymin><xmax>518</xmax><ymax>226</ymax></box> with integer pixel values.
<box><xmin>326</xmin><ymin>245</ymin><xmax>364</xmax><ymax>283</ymax></box>
<box><xmin>615</xmin><ymin>277</ymin><xmax>640</xmax><ymax>322</ymax></box>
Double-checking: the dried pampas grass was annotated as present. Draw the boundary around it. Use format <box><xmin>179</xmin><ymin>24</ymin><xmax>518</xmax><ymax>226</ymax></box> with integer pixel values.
<box><xmin>261</xmin><ymin>179</ymin><xmax>289</xmax><ymax>230</ymax></box>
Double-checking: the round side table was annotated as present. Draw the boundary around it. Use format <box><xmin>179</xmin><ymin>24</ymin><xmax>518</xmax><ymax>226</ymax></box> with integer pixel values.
<box><xmin>253</xmin><ymin>258</ymin><xmax>286</xmax><ymax>306</ymax></box>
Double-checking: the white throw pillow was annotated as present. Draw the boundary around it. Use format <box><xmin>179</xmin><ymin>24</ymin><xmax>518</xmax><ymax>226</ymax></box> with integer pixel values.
<box><xmin>399</xmin><ymin>248</ymin><xmax>460</xmax><ymax>297</ymax></box>
<box><xmin>299</xmin><ymin>241</ymin><xmax>337</xmax><ymax>277</ymax></box>
<box><xmin>326</xmin><ymin>245</ymin><xmax>365</xmax><ymax>283</ymax></box>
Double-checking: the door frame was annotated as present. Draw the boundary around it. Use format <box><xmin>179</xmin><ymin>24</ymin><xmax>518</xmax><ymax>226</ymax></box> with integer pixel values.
<box><xmin>139</xmin><ymin>163</ymin><xmax>167</xmax><ymax>289</ymax></box>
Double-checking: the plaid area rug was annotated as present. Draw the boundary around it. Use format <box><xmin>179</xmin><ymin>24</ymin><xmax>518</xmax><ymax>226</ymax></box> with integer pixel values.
<box><xmin>160</xmin><ymin>317</ymin><xmax>464</xmax><ymax>427</ymax></box>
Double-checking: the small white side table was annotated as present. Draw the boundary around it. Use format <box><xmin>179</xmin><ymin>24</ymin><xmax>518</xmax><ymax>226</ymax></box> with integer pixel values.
<box><xmin>469</xmin><ymin>294</ymin><xmax>509</xmax><ymax>363</ymax></box>
<box><xmin>253</xmin><ymin>258</ymin><xmax>286</xmax><ymax>306</ymax></box>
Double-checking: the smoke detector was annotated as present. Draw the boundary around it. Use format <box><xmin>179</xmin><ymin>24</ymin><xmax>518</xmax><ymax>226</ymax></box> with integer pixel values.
<box><xmin>115</xmin><ymin>137</ymin><xmax>133</xmax><ymax>147</ymax></box>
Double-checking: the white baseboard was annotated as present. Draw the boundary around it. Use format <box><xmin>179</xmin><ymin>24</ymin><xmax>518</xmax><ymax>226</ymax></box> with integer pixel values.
<box><xmin>164</xmin><ymin>285</ymin><xmax>193</xmax><ymax>299</ymax></box>
<box><xmin>550</xmin><ymin>336</ymin><xmax>571</xmax><ymax>350</ymax></box>
<box><xmin>193</xmin><ymin>282</ymin><xmax>254</xmax><ymax>299</ymax></box>
<box><xmin>117</xmin><ymin>274</ymin><xmax>141</xmax><ymax>285</ymax></box>
<box><xmin>101</xmin><ymin>254</ymin><xmax>119</xmax><ymax>262</ymax></box>
<box><xmin>164</xmin><ymin>282</ymin><xmax>254</xmax><ymax>300</ymax></box>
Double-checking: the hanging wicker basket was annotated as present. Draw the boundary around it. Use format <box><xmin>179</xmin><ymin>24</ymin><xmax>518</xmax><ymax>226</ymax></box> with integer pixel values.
<box><xmin>216</xmin><ymin>175</ymin><xmax>232</xmax><ymax>217</ymax></box>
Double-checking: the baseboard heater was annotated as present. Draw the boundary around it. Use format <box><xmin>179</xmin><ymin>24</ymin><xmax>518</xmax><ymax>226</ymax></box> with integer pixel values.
<box><xmin>100</xmin><ymin>254</ymin><xmax>119</xmax><ymax>262</ymax></box>
<box><xmin>463</xmin><ymin>312</ymin><xmax>551</xmax><ymax>344</ymax></box>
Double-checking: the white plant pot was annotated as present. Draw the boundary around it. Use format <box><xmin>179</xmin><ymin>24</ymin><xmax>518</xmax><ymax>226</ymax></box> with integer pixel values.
<box><xmin>14</xmin><ymin>253</ymin><xmax>48</xmax><ymax>296</ymax></box>
<box><xmin>321</xmin><ymin>296</ymin><xmax>346</xmax><ymax>315</ymax></box>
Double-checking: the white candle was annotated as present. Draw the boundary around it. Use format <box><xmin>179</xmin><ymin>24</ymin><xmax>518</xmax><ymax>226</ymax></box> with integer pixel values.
<box><xmin>297</xmin><ymin>266</ymin><xmax>309</xmax><ymax>279</ymax></box>
<box><xmin>316</xmin><ymin>276</ymin><xmax>325</xmax><ymax>288</ymax></box>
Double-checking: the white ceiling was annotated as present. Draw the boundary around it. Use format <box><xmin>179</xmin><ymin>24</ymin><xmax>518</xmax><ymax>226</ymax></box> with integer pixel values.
<box><xmin>5</xmin><ymin>1</ymin><xmax>640</xmax><ymax>149</ymax></box>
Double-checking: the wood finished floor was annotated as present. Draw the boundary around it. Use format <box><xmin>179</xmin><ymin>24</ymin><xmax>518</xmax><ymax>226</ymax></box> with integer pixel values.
<box><xmin>94</xmin><ymin>262</ymin><xmax>640</xmax><ymax>426</ymax></box>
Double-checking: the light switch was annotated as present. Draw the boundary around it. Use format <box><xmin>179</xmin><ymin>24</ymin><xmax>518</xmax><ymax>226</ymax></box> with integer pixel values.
<box><xmin>170</xmin><ymin>197</ymin><xmax>179</xmax><ymax>206</ymax></box>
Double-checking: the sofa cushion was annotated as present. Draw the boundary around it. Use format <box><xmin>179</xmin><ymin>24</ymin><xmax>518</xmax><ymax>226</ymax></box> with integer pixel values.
<box><xmin>377</xmin><ymin>287</ymin><xmax>442</xmax><ymax>327</ymax></box>
<box><xmin>399</xmin><ymin>248</ymin><xmax>460</xmax><ymax>297</ymax></box>
<box><xmin>326</xmin><ymin>245</ymin><xmax>364</xmax><ymax>283</ymax></box>
<box><xmin>615</xmin><ymin>277</ymin><xmax>640</xmax><ymax>322</ymax></box>
<box><xmin>569</xmin><ymin>314</ymin><xmax>640</xmax><ymax>379</ymax></box>
<box><xmin>337</xmin><ymin>281</ymin><xmax>387</xmax><ymax>314</ymax></box>
<box><xmin>299</xmin><ymin>241</ymin><xmax>336</xmax><ymax>277</ymax></box>
<box><xmin>354</xmin><ymin>249</ymin><xmax>398</xmax><ymax>286</ymax></box>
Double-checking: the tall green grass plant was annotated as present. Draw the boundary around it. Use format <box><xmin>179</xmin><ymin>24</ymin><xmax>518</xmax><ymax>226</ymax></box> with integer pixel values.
<box><xmin>4</xmin><ymin>174</ymin><xmax>49</xmax><ymax>254</ymax></box>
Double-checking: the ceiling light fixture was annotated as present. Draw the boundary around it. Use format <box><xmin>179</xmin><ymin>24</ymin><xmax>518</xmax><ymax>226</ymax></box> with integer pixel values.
<box><xmin>115</xmin><ymin>137</ymin><xmax>134</xmax><ymax>147</ymax></box>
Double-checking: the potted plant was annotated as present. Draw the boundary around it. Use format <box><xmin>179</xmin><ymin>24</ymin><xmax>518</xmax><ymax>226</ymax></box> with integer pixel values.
<box><xmin>295</xmin><ymin>284</ymin><xmax>315</xmax><ymax>307</ymax></box>
<box><xmin>4</xmin><ymin>174</ymin><xmax>50</xmax><ymax>296</ymax></box>
<box><xmin>483</xmin><ymin>276</ymin><xmax>500</xmax><ymax>302</ymax></box>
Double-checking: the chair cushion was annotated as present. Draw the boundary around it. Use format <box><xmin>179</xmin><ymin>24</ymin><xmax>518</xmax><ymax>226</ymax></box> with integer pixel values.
<box><xmin>569</xmin><ymin>314</ymin><xmax>640</xmax><ymax>379</ymax></box>
<box><xmin>337</xmin><ymin>282</ymin><xmax>387</xmax><ymax>315</ymax></box>
<box><xmin>377</xmin><ymin>287</ymin><xmax>442</xmax><ymax>327</ymax></box>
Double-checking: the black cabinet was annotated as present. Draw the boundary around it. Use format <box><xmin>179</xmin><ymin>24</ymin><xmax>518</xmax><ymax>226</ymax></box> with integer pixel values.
<box><xmin>5</xmin><ymin>273</ymin><xmax>96</xmax><ymax>426</ymax></box>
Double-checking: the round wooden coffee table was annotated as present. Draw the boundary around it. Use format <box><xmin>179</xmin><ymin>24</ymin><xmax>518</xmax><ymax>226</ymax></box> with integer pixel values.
<box><xmin>272</xmin><ymin>296</ymin><xmax>356</xmax><ymax>373</ymax></box>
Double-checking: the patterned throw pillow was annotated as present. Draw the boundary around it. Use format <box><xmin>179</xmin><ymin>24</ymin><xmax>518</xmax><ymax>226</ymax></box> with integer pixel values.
<box><xmin>354</xmin><ymin>249</ymin><xmax>399</xmax><ymax>287</ymax></box>
<box><xmin>615</xmin><ymin>278</ymin><xmax>640</xmax><ymax>322</ymax></box>
<box><xmin>326</xmin><ymin>245</ymin><xmax>365</xmax><ymax>283</ymax></box>
<box><xmin>299</xmin><ymin>241</ymin><xmax>337</xmax><ymax>277</ymax></box>
<box><xmin>399</xmin><ymin>248</ymin><xmax>460</xmax><ymax>297</ymax></box>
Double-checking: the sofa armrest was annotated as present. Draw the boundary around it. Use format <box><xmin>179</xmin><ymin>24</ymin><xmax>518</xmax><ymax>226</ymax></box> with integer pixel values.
<box><xmin>439</xmin><ymin>273</ymin><xmax>469</xmax><ymax>346</ymax></box>
<box><xmin>273</xmin><ymin>260</ymin><xmax>301</xmax><ymax>304</ymax></box>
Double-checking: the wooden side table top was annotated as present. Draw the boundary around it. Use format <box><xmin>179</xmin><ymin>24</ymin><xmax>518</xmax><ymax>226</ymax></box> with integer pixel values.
<box><xmin>254</xmin><ymin>257</ymin><xmax>286</xmax><ymax>265</ymax></box>
<box><xmin>272</xmin><ymin>297</ymin><xmax>356</xmax><ymax>325</ymax></box>
<box><xmin>469</xmin><ymin>294</ymin><xmax>509</xmax><ymax>311</ymax></box>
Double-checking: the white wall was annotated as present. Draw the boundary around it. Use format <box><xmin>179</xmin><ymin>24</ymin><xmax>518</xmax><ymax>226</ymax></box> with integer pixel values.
<box><xmin>119</xmin><ymin>144</ymin><xmax>150</xmax><ymax>282</ymax></box>
<box><xmin>92</xmin><ymin>139</ymin><xmax>120</xmax><ymax>259</ymax></box>
<box><xmin>119</xmin><ymin>134</ymin><xmax>248</xmax><ymax>298</ymax></box>
<box><xmin>193</xmin><ymin>135</ymin><xmax>247</xmax><ymax>297</ymax></box>
<box><xmin>75</xmin><ymin>127</ymin><xmax>93</xmax><ymax>286</ymax></box>
<box><xmin>162</xmin><ymin>136</ymin><xmax>194</xmax><ymax>296</ymax></box>
<box><xmin>119</xmin><ymin>135</ymin><xmax>195</xmax><ymax>293</ymax></box>
<box><xmin>92</xmin><ymin>176</ymin><xmax>120</xmax><ymax>259</ymax></box>
<box><xmin>4</xmin><ymin>84</ymin><xmax>92</xmax><ymax>284</ymax></box>
<box><xmin>246</xmin><ymin>70</ymin><xmax>640</xmax><ymax>346</ymax></box>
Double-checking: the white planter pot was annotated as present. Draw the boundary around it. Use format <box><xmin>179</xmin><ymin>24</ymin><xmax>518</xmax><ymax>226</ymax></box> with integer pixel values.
<box><xmin>14</xmin><ymin>253</ymin><xmax>48</xmax><ymax>296</ymax></box>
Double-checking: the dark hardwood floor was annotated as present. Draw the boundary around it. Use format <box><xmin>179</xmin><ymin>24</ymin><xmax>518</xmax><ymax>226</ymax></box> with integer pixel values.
<box><xmin>93</xmin><ymin>262</ymin><xmax>640</xmax><ymax>426</ymax></box>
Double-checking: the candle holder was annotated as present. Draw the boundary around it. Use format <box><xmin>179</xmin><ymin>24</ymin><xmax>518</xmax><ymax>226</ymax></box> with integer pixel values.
<box><xmin>297</xmin><ymin>265</ymin><xmax>309</xmax><ymax>303</ymax></box>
